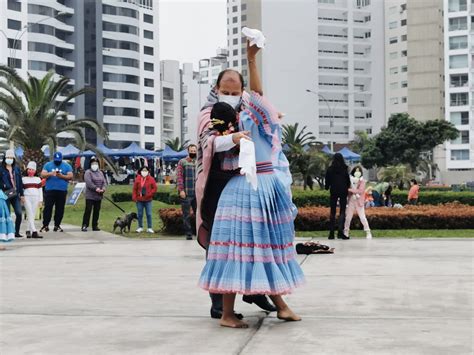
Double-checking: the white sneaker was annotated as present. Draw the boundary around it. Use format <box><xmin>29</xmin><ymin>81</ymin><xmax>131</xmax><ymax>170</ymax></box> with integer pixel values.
<box><xmin>147</xmin><ymin>228</ymin><xmax>154</xmax><ymax>234</ymax></box>
<box><xmin>136</xmin><ymin>227</ymin><xmax>143</xmax><ymax>233</ymax></box>
<box><xmin>366</xmin><ymin>231</ymin><xmax>373</xmax><ymax>239</ymax></box>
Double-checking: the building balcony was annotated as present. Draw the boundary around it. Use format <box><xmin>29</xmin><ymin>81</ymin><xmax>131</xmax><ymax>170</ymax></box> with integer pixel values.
<box><xmin>318</xmin><ymin>49</ymin><xmax>348</xmax><ymax>58</ymax></box>
<box><xmin>318</xmin><ymin>33</ymin><xmax>348</xmax><ymax>42</ymax></box>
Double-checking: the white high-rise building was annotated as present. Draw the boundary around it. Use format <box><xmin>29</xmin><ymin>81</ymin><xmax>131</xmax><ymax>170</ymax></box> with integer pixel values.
<box><xmin>442</xmin><ymin>0</ymin><xmax>474</xmax><ymax>181</ymax></box>
<box><xmin>160</xmin><ymin>60</ymin><xmax>182</xmax><ymax>144</ymax></box>
<box><xmin>384</xmin><ymin>1</ymin><xmax>408</xmax><ymax>118</ymax></box>
<box><xmin>227</xmin><ymin>0</ymin><xmax>385</xmax><ymax>144</ymax></box>
<box><xmin>198</xmin><ymin>48</ymin><xmax>229</xmax><ymax>87</ymax></box>
<box><xmin>1</xmin><ymin>0</ymin><xmax>161</xmax><ymax>150</ymax></box>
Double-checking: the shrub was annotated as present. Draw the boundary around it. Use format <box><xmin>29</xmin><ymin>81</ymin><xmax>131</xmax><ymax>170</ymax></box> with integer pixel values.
<box><xmin>159</xmin><ymin>203</ymin><xmax>474</xmax><ymax>234</ymax></box>
<box><xmin>111</xmin><ymin>188</ymin><xmax>180</xmax><ymax>204</ymax></box>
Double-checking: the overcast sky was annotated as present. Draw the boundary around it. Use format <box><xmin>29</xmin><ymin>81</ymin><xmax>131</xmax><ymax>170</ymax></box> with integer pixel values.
<box><xmin>159</xmin><ymin>0</ymin><xmax>227</xmax><ymax>67</ymax></box>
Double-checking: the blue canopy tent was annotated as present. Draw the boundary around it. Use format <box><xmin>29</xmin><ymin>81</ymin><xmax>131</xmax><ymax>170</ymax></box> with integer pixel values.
<box><xmin>337</xmin><ymin>147</ymin><xmax>361</xmax><ymax>162</ymax></box>
<box><xmin>96</xmin><ymin>143</ymin><xmax>118</xmax><ymax>156</ymax></box>
<box><xmin>111</xmin><ymin>142</ymin><xmax>161</xmax><ymax>157</ymax></box>
<box><xmin>321</xmin><ymin>145</ymin><xmax>334</xmax><ymax>155</ymax></box>
<box><xmin>161</xmin><ymin>145</ymin><xmax>188</xmax><ymax>162</ymax></box>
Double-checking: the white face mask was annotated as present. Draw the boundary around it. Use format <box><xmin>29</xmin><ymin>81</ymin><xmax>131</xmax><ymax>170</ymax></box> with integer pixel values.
<box><xmin>91</xmin><ymin>164</ymin><xmax>99</xmax><ymax>171</ymax></box>
<box><xmin>354</xmin><ymin>171</ymin><xmax>362</xmax><ymax>179</ymax></box>
<box><xmin>5</xmin><ymin>158</ymin><xmax>14</xmax><ymax>165</ymax></box>
<box><xmin>141</xmin><ymin>171</ymin><xmax>149</xmax><ymax>178</ymax></box>
<box><xmin>218</xmin><ymin>95</ymin><xmax>241</xmax><ymax>109</ymax></box>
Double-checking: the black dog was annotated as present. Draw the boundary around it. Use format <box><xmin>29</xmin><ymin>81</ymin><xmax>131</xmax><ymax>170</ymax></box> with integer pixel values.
<box><xmin>113</xmin><ymin>212</ymin><xmax>138</xmax><ymax>234</ymax></box>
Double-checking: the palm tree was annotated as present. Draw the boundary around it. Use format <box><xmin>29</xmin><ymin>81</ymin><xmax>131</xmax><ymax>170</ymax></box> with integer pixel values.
<box><xmin>0</xmin><ymin>65</ymin><xmax>110</xmax><ymax>169</ymax></box>
<box><xmin>282</xmin><ymin>123</ymin><xmax>317</xmax><ymax>149</ymax></box>
<box><xmin>164</xmin><ymin>137</ymin><xmax>189</xmax><ymax>151</ymax></box>
<box><xmin>377</xmin><ymin>164</ymin><xmax>414</xmax><ymax>189</ymax></box>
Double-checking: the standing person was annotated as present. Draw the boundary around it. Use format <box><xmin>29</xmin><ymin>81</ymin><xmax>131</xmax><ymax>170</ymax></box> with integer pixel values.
<box><xmin>177</xmin><ymin>145</ymin><xmax>197</xmax><ymax>240</ymax></box>
<box><xmin>22</xmin><ymin>161</ymin><xmax>43</xmax><ymax>239</ymax></box>
<box><xmin>132</xmin><ymin>166</ymin><xmax>157</xmax><ymax>233</ymax></box>
<box><xmin>408</xmin><ymin>179</ymin><xmax>420</xmax><ymax>205</ymax></box>
<box><xmin>40</xmin><ymin>152</ymin><xmax>73</xmax><ymax>232</ymax></box>
<box><xmin>324</xmin><ymin>153</ymin><xmax>350</xmax><ymax>240</ymax></box>
<box><xmin>343</xmin><ymin>166</ymin><xmax>372</xmax><ymax>239</ymax></box>
<box><xmin>198</xmin><ymin>42</ymin><xmax>304</xmax><ymax>329</ymax></box>
<box><xmin>81</xmin><ymin>157</ymin><xmax>106</xmax><ymax>232</ymax></box>
<box><xmin>195</xmin><ymin>69</ymin><xmax>277</xmax><ymax>318</ymax></box>
<box><xmin>0</xmin><ymin>149</ymin><xmax>24</xmax><ymax>238</ymax></box>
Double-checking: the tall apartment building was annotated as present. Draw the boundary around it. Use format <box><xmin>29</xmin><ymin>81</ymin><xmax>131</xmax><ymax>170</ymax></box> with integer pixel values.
<box><xmin>160</xmin><ymin>60</ymin><xmax>182</xmax><ymax>144</ymax></box>
<box><xmin>227</xmin><ymin>0</ymin><xmax>385</xmax><ymax>144</ymax></box>
<box><xmin>198</xmin><ymin>48</ymin><xmax>229</xmax><ymax>87</ymax></box>
<box><xmin>442</xmin><ymin>0</ymin><xmax>474</xmax><ymax>182</ymax></box>
<box><xmin>384</xmin><ymin>0</ymin><xmax>408</xmax><ymax>117</ymax></box>
<box><xmin>0</xmin><ymin>0</ymin><xmax>161</xmax><ymax>150</ymax></box>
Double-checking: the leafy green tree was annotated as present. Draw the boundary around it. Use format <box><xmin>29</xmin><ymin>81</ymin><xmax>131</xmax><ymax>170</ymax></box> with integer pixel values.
<box><xmin>282</xmin><ymin>123</ymin><xmax>316</xmax><ymax>148</ymax></box>
<box><xmin>360</xmin><ymin>113</ymin><xmax>458</xmax><ymax>170</ymax></box>
<box><xmin>164</xmin><ymin>137</ymin><xmax>189</xmax><ymax>152</ymax></box>
<box><xmin>0</xmin><ymin>65</ymin><xmax>110</xmax><ymax>169</ymax></box>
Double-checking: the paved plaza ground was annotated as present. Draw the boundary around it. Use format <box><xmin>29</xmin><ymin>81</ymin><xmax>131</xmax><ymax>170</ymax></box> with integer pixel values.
<box><xmin>1</xmin><ymin>226</ymin><xmax>472</xmax><ymax>354</ymax></box>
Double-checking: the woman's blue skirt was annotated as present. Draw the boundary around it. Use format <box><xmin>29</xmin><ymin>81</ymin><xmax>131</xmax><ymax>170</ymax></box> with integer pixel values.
<box><xmin>0</xmin><ymin>194</ymin><xmax>15</xmax><ymax>242</ymax></box>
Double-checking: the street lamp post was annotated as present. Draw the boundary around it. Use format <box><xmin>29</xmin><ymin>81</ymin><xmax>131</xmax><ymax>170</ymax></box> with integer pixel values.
<box><xmin>306</xmin><ymin>89</ymin><xmax>334</xmax><ymax>152</ymax></box>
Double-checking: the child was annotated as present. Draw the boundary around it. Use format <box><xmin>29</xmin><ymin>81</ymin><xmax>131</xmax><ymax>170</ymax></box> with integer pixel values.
<box><xmin>0</xmin><ymin>189</ymin><xmax>15</xmax><ymax>242</ymax></box>
<box><xmin>22</xmin><ymin>161</ymin><xmax>43</xmax><ymax>238</ymax></box>
<box><xmin>408</xmin><ymin>179</ymin><xmax>419</xmax><ymax>205</ymax></box>
<box><xmin>364</xmin><ymin>186</ymin><xmax>375</xmax><ymax>208</ymax></box>
<box><xmin>343</xmin><ymin>166</ymin><xmax>372</xmax><ymax>239</ymax></box>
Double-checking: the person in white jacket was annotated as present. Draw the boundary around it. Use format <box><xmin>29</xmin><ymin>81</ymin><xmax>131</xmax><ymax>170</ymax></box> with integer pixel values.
<box><xmin>22</xmin><ymin>161</ymin><xmax>43</xmax><ymax>239</ymax></box>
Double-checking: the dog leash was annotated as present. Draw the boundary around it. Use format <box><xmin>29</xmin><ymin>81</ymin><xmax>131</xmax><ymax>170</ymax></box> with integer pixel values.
<box><xmin>103</xmin><ymin>195</ymin><xmax>127</xmax><ymax>213</ymax></box>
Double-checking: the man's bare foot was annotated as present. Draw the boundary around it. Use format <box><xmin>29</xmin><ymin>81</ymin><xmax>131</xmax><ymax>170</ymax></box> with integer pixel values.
<box><xmin>220</xmin><ymin>315</ymin><xmax>249</xmax><ymax>328</ymax></box>
<box><xmin>277</xmin><ymin>307</ymin><xmax>302</xmax><ymax>321</ymax></box>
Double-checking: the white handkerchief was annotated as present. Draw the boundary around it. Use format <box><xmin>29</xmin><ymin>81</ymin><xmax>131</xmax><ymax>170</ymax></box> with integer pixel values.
<box><xmin>239</xmin><ymin>139</ymin><xmax>258</xmax><ymax>191</ymax></box>
<box><xmin>242</xmin><ymin>27</ymin><xmax>266</xmax><ymax>49</ymax></box>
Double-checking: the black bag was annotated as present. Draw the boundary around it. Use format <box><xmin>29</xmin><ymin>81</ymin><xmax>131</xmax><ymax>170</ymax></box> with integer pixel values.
<box><xmin>4</xmin><ymin>187</ymin><xmax>17</xmax><ymax>200</ymax></box>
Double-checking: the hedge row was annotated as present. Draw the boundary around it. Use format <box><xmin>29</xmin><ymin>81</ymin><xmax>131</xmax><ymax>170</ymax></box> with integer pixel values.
<box><xmin>113</xmin><ymin>189</ymin><xmax>474</xmax><ymax>207</ymax></box>
<box><xmin>158</xmin><ymin>203</ymin><xmax>474</xmax><ymax>234</ymax></box>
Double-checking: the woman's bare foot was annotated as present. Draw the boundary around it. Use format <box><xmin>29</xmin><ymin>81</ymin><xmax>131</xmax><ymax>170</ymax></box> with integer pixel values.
<box><xmin>220</xmin><ymin>315</ymin><xmax>249</xmax><ymax>328</ymax></box>
<box><xmin>277</xmin><ymin>307</ymin><xmax>302</xmax><ymax>321</ymax></box>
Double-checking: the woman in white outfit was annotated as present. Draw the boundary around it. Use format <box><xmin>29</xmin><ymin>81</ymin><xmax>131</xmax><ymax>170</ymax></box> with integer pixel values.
<box><xmin>22</xmin><ymin>161</ymin><xmax>43</xmax><ymax>239</ymax></box>
<box><xmin>343</xmin><ymin>166</ymin><xmax>372</xmax><ymax>239</ymax></box>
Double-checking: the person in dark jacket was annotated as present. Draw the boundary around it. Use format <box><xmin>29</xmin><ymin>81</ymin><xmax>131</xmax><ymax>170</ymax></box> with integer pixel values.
<box><xmin>81</xmin><ymin>157</ymin><xmax>107</xmax><ymax>232</ymax></box>
<box><xmin>325</xmin><ymin>153</ymin><xmax>350</xmax><ymax>240</ymax></box>
<box><xmin>0</xmin><ymin>149</ymin><xmax>24</xmax><ymax>238</ymax></box>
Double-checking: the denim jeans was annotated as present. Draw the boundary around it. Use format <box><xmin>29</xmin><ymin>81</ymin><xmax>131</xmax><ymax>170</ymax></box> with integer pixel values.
<box><xmin>136</xmin><ymin>201</ymin><xmax>152</xmax><ymax>228</ymax></box>
<box><xmin>181</xmin><ymin>196</ymin><xmax>196</xmax><ymax>236</ymax></box>
<box><xmin>7</xmin><ymin>196</ymin><xmax>22</xmax><ymax>235</ymax></box>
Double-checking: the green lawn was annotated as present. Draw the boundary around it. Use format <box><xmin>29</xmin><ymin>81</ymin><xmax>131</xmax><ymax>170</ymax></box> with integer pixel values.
<box><xmin>62</xmin><ymin>184</ymin><xmax>473</xmax><ymax>239</ymax></box>
<box><xmin>62</xmin><ymin>184</ymin><xmax>178</xmax><ymax>237</ymax></box>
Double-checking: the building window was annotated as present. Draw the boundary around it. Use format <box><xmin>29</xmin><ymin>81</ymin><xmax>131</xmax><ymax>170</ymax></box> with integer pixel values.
<box><xmin>390</xmin><ymin>67</ymin><xmax>398</xmax><ymax>75</ymax></box>
<box><xmin>401</xmin><ymin>19</ymin><xmax>407</xmax><ymax>26</ymax></box>
<box><xmin>233</xmin><ymin>49</ymin><xmax>238</xmax><ymax>55</ymax></box>
<box><xmin>103</xmin><ymin>56</ymin><xmax>139</xmax><ymax>68</ymax></box>
<box><xmin>242</xmin><ymin>14</ymin><xmax>247</xmax><ymax>21</ymax></box>
<box><xmin>103</xmin><ymin>39</ymin><xmax>139</xmax><ymax>51</ymax></box>
<box><xmin>448</xmin><ymin>0</ymin><xmax>467</xmax><ymax>12</ymax></box>
<box><xmin>7</xmin><ymin>19</ymin><xmax>21</xmax><ymax>30</ymax></box>
<box><xmin>103</xmin><ymin>73</ymin><xmax>139</xmax><ymax>84</ymax></box>
<box><xmin>144</xmin><ymin>94</ymin><xmax>154</xmax><ymax>103</ymax></box>
<box><xmin>144</xmin><ymin>62</ymin><xmax>154</xmax><ymax>71</ymax></box>
<box><xmin>401</xmin><ymin>81</ymin><xmax>408</xmax><ymax>88</ymax></box>
<box><xmin>103</xmin><ymin>107</ymin><xmax>140</xmax><ymax>117</ymax></box>
<box><xmin>232</xmin><ymin>5</ymin><xmax>237</xmax><ymax>11</ymax></box>
<box><xmin>389</xmin><ymin>52</ymin><xmax>397</xmax><ymax>59</ymax></box>
<box><xmin>7</xmin><ymin>0</ymin><xmax>21</xmax><ymax>11</ymax></box>
<box><xmin>401</xmin><ymin>50</ymin><xmax>407</xmax><ymax>57</ymax></box>
<box><xmin>449</xmin><ymin>35</ymin><xmax>468</xmax><ymax>50</ymax></box>
<box><xmin>401</xmin><ymin>34</ymin><xmax>407</xmax><ymax>41</ymax></box>
<box><xmin>450</xmin><ymin>149</ymin><xmax>469</xmax><ymax>160</ymax></box>
<box><xmin>241</xmin><ymin>58</ymin><xmax>247</xmax><ymax>65</ymax></box>
<box><xmin>104</xmin><ymin>123</ymin><xmax>140</xmax><ymax>133</ymax></box>
<box><xmin>233</xmin><ymin>16</ymin><xmax>238</xmax><ymax>23</ymax></box>
<box><xmin>233</xmin><ymin>60</ymin><xmax>238</xmax><ymax>67</ymax></box>
<box><xmin>389</xmin><ymin>5</ymin><xmax>397</xmax><ymax>14</ymax></box>
<box><xmin>390</xmin><ymin>82</ymin><xmax>398</xmax><ymax>90</ymax></box>
<box><xmin>144</xmin><ymin>14</ymin><xmax>153</xmax><ymax>23</ymax></box>
<box><xmin>449</xmin><ymin>17</ymin><xmax>467</xmax><ymax>31</ymax></box>
<box><xmin>102</xmin><ymin>5</ymin><xmax>138</xmax><ymax>18</ymax></box>
<box><xmin>390</xmin><ymin>97</ymin><xmax>399</xmax><ymax>105</ymax></box>
<box><xmin>401</xmin><ymin>97</ymin><xmax>407</xmax><ymax>103</ymax></box>
<box><xmin>389</xmin><ymin>21</ymin><xmax>397</xmax><ymax>29</ymax></box>
<box><xmin>7</xmin><ymin>58</ymin><xmax>21</xmax><ymax>69</ymax></box>
<box><xmin>401</xmin><ymin>65</ymin><xmax>408</xmax><ymax>72</ymax></box>
<box><xmin>144</xmin><ymin>78</ymin><xmax>154</xmax><ymax>87</ymax></box>
<box><xmin>232</xmin><ymin>27</ymin><xmax>238</xmax><ymax>34</ymax></box>
<box><xmin>242</xmin><ymin>69</ymin><xmax>248</xmax><ymax>76</ymax></box>
<box><xmin>144</xmin><ymin>30</ymin><xmax>153</xmax><ymax>39</ymax></box>
<box><xmin>144</xmin><ymin>126</ymin><xmax>155</xmax><ymax>135</ymax></box>
<box><xmin>103</xmin><ymin>90</ymin><xmax>139</xmax><ymax>101</ymax></box>
<box><xmin>389</xmin><ymin>37</ymin><xmax>398</xmax><ymax>44</ymax></box>
<box><xmin>163</xmin><ymin>87</ymin><xmax>173</xmax><ymax>100</ymax></box>
<box><xmin>241</xmin><ymin>4</ymin><xmax>247</xmax><ymax>10</ymax></box>
<box><xmin>233</xmin><ymin>38</ymin><xmax>238</xmax><ymax>45</ymax></box>
<box><xmin>103</xmin><ymin>22</ymin><xmax>139</xmax><ymax>35</ymax></box>
<box><xmin>144</xmin><ymin>46</ymin><xmax>154</xmax><ymax>55</ymax></box>
<box><xmin>145</xmin><ymin>142</ymin><xmax>155</xmax><ymax>150</ymax></box>
<box><xmin>450</xmin><ymin>92</ymin><xmax>468</xmax><ymax>106</ymax></box>
<box><xmin>450</xmin><ymin>74</ymin><xmax>468</xmax><ymax>87</ymax></box>
<box><xmin>449</xmin><ymin>54</ymin><xmax>468</xmax><ymax>69</ymax></box>
<box><xmin>144</xmin><ymin>110</ymin><xmax>154</xmax><ymax>119</ymax></box>
<box><xmin>450</xmin><ymin>112</ymin><xmax>469</xmax><ymax>125</ymax></box>
<box><xmin>7</xmin><ymin>38</ymin><xmax>21</xmax><ymax>50</ymax></box>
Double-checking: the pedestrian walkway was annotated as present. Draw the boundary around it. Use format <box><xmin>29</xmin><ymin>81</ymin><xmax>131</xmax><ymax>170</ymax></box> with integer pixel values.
<box><xmin>1</xmin><ymin>228</ymin><xmax>472</xmax><ymax>354</ymax></box>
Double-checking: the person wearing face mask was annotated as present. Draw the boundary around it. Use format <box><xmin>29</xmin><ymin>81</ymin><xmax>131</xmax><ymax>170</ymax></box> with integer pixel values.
<box><xmin>40</xmin><ymin>152</ymin><xmax>73</xmax><ymax>233</ymax></box>
<box><xmin>81</xmin><ymin>157</ymin><xmax>106</xmax><ymax>232</ymax></box>
<box><xmin>132</xmin><ymin>166</ymin><xmax>157</xmax><ymax>233</ymax></box>
<box><xmin>176</xmin><ymin>144</ymin><xmax>198</xmax><ymax>240</ymax></box>
<box><xmin>0</xmin><ymin>149</ymin><xmax>25</xmax><ymax>238</ymax></box>
<box><xmin>343</xmin><ymin>166</ymin><xmax>372</xmax><ymax>239</ymax></box>
<box><xmin>22</xmin><ymin>161</ymin><xmax>43</xmax><ymax>239</ymax></box>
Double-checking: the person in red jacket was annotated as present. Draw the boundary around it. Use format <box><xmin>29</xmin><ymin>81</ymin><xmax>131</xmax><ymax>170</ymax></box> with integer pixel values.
<box><xmin>132</xmin><ymin>166</ymin><xmax>157</xmax><ymax>233</ymax></box>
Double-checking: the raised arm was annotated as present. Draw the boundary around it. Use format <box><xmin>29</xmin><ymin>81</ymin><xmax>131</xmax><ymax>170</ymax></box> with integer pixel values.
<box><xmin>247</xmin><ymin>41</ymin><xmax>263</xmax><ymax>95</ymax></box>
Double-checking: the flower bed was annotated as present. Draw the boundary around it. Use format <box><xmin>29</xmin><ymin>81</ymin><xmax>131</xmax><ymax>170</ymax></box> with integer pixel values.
<box><xmin>158</xmin><ymin>203</ymin><xmax>474</xmax><ymax>234</ymax></box>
